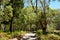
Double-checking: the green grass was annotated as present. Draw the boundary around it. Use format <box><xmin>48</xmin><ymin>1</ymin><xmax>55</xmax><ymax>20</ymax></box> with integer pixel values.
<box><xmin>0</xmin><ymin>31</ymin><xmax>27</xmax><ymax>40</ymax></box>
<box><xmin>0</xmin><ymin>30</ymin><xmax>60</xmax><ymax>40</ymax></box>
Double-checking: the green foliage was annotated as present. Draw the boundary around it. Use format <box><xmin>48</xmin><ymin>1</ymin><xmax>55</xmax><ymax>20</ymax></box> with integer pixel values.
<box><xmin>36</xmin><ymin>30</ymin><xmax>43</xmax><ymax>35</ymax></box>
<box><xmin>0</xmin><ymin>1</ymin><xmax>60</xmax><ymax>40</ymax></box>
<box><xmin>0</xmin><ymin>37</ymin><xmax>8</xmax><ymax>40</ymax></box>
<box><xmin>18</xmin><ymin>6</ymin><xmax>37</xmax><ymax>31</ymax></box>
<box><xmin>0</xmin><ymin>11</ymin><xmax>4</xmax><ymax>16</ymax></box>
<box><xmin>0</xmin><ymin>11</ymin><xmax>4</xmax><ymax>21</ymax></box>
<box><xmin>1</xmin><ymin>0</ymin><xmax>10</xmax><ymax>5</ymax></box>
<box><xmin>53</xmin><ymin>13</ymin><xmax>60</xmax><ymax>23</ymax></box>
<box><xmin>2</xmin><ymin>5</ymin><xmax>13</xmax><ymax>21</ymax></box>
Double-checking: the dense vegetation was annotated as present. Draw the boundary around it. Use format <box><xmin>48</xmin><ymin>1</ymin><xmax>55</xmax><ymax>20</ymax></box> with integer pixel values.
<box><xmin>0</xmin><ymin>0</ymin><xmax>60</xmax><ymax>40</ymax></box>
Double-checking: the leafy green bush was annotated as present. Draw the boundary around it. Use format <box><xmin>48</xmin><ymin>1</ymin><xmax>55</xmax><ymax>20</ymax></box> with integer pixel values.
<box><xmin>48</xmin><ymin>34</ymin><xmax>60</xmax><ymax>40</ymax></box>
<box><xmin>0</xmin><ymin>37</ymin><xmax>9</xmax><ymax>40</ymax></box>
<box><xmin>36</xmin><ymin>30</ymin><xmax>43</xmax><ymax>35</ymax></box>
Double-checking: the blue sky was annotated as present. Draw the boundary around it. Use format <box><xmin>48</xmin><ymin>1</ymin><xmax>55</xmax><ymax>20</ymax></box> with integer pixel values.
<box><xmin>50</xmin><ymin>0</ymin><xmax>60</xmax><ymax>9</ymax></box>
<box><xmin>24</xmin><ymin>0</ymin><xmax>60</xmax><ymax>9</ymax></box>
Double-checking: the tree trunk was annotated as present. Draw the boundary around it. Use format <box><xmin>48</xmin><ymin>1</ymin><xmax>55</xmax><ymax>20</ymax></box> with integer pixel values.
<box><xmin>9</xmin><ymin>0</ymin><xmax>24</xmax><ymax>32</ymax></box>
<box><xmin>9</xmin><ymin>17</ymin><xmax>13</xmax><ymax>32</ymax></box>
<box><xmin>42</xmin><ymin>0</ymin><xmax>47</xmax><ymax>34</ymax></box>
<box><xmin>36</xmin><ymin>0</ymin><xmax>38</xmax><ymax>14</ymax></box>
<box><xmin>31</xmin><ymin>0</ymin><xmax>34</xmax><ymax>10</ymax></box>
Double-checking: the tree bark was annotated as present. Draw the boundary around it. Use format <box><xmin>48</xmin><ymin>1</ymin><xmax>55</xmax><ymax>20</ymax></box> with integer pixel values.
<box><xmin>36</xmin><ymin>0</ymin><xmax>38</xmax><ymax>14</ymax></box>
<box><xmin>9</xmin><ymin>17</ymin><xmax>13</xmax><ymax>32</ymax></box>
<box><xmin>31</xmin><ymin>0</ymin><xmax>34</xmax><ymax>10</ymax></box>
<box><xmin>9</xmin><ymin>0</ymin><xmax>24</xmax><ymax>32</ymax></box>
<box><xmin>42</xmin><ymin>0</ymin><xmax>47</xmax><ymax>34</ymax></box>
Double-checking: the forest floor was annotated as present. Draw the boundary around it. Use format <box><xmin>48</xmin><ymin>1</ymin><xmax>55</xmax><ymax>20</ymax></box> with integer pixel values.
<box><xmin>0</xmin><ymin>31</ymin><xmax>60</xmax><ymax>40</ymax></box>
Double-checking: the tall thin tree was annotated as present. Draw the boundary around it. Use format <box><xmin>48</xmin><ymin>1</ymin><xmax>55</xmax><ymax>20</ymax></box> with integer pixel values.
<box><xmin>36</xmin><ymin>0</ymin><xmax>38</xmax><ymax>14</ymax></box>
<box><xmin>9</xmin><ymin>0</ymin><xmax>24</xmax><ymax>32</ymax></box>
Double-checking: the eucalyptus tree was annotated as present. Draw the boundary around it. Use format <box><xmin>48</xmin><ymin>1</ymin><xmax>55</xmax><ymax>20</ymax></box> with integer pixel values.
<box><xmin>27</xmin><ymin>0</ymin><xmax>49</xmax><ymax>32</ymax></box>
<box><xmin>1</xmin><ymin>0</ymin><xmax>24</xmax><ymax>32</ymax></box>
<box><xmin>39</xmin><ymin>0</ymin><xmax>59</xmax><ymax>33</ymax></box>
<box><xmin>8</xmin><ymin>0</ymin><xmax>24</xmax><ymax>32</ymax></box>
<box><xmin>0</xmin><ymin>0</ymin><xmax>10</xmax><ymax>31</ymax></box>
